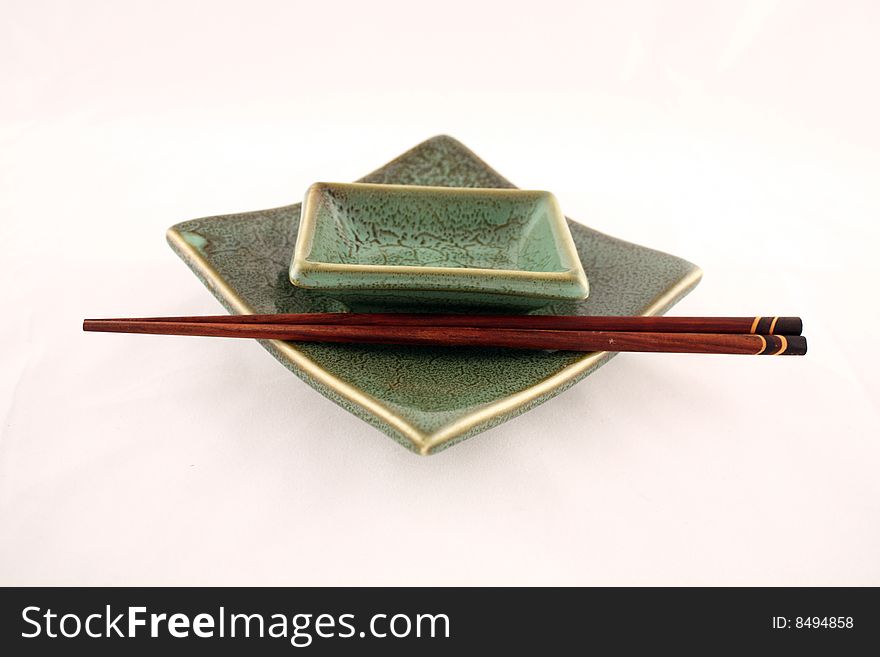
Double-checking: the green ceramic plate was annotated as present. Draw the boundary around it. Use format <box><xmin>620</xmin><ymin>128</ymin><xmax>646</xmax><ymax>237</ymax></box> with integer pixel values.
<box><xmin>167</xmin><ymin>136</ymin><xmax>702</xmax><ymax>454</ymax></box>
<box><xmin>290</xmin><ymin>182</ymin><xmax>589</xmax><ymax>309</ymax></box>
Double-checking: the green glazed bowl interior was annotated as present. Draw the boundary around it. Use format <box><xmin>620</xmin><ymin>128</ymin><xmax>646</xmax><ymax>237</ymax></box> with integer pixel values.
<box><xmin>289</xmin><ymin>182</ymin><xmax>589</xmax><ymax>309</ymax></box>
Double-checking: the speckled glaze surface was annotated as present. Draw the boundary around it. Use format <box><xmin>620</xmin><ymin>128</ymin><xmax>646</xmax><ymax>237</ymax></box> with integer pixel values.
<box><xmin>167</xmin><ymin>136</ymin><xmax>702</xmax><ymax>454</ymax></box>
<box><xmin>290</xmin><ymin>182</ymin><xmax>588</xmax><ymax>309</ymax></box>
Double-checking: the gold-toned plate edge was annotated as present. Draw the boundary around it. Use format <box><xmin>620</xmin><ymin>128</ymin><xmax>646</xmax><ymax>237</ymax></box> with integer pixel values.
<box><xmin>422</xmin><ymin>265</ymin><xmax>703</xmax><ymax>453</ymax></box>
<box><xmin>167</xmin><ymin>227</ymin><xmax>430</xmax><ymax>452</ymax></box>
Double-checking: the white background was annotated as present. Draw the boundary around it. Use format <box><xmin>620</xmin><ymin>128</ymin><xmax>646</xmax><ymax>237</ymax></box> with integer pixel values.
<box><xmin>1</xmin><ymin>0</ymin><xmax>878</xmax><ymax>585</ymax></box>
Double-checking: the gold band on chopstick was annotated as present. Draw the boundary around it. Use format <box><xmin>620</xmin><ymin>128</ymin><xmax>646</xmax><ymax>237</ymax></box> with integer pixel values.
<box><xmin>773</xmin><ymin>335</ymin><xmax>788</xmax><ymax>355</ymax></box>
<box><xmin>750</xmin><ymin>316</ymin><xmax>761</xmax><ymax>334</ymax></box>
<box><xmin>755</xmin><ymin>335</ymin><xmax>767</xmax><ymax>355</ymax></box>
<box><xmin>769</xmin><ymin>316</ymin><xmax>780</xmax><ymax>335</ymax></box>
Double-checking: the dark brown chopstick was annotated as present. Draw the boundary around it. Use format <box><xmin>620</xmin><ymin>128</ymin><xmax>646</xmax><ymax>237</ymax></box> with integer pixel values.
<box><xmin>86</xmin><ymin>313</ymin><xmax>803</xmax><ymax>336</ymax></box>
<box><xmin>82</xmin><ymin>320</ymin><xmax>807</xmax><ymax>356</ymax></box>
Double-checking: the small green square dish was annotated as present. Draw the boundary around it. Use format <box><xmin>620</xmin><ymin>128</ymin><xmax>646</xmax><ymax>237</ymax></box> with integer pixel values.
<box><xmin>289</xmin><ymin>182</ymin><xmax>589</xmax><ymax>310</ymax></box>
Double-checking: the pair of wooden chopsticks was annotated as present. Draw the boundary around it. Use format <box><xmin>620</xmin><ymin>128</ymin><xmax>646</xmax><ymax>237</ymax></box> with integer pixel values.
<box><xmin>82</xmin><ymin>313</ymin><xmax>807</xmax><ymax>356</ymax></box>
